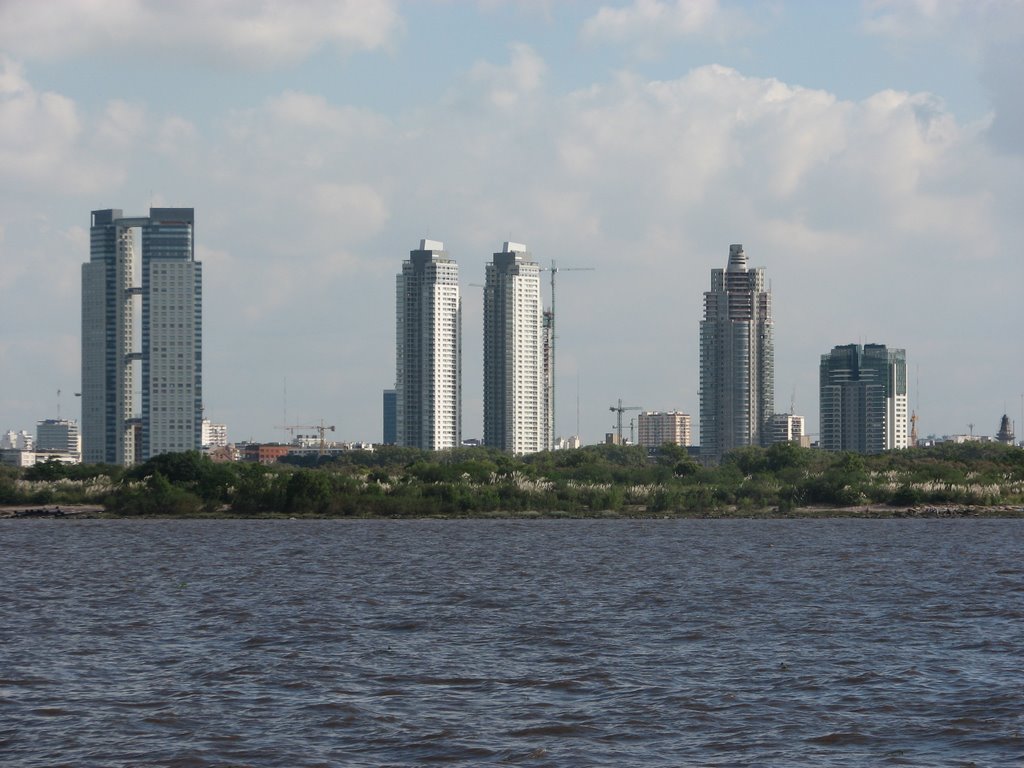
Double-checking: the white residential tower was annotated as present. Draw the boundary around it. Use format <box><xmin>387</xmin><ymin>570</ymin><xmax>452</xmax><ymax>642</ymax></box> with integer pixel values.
<box><xmin>484</xmin><ymin>242</ymin><xmax>549</xmax><ymax>454</ymax></box>
<box><xmin>395</xmin><ymin>239</ymin><xmax>461</xmax><ymax>451</ymax></box>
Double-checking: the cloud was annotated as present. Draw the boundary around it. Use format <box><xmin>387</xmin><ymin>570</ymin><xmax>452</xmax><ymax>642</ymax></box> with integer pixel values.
<box><xmin>1</xmin><ymin>43</ymin><xmax>1021</xmax><ymax>441</ymax></box>
<box><xmin>862</xmin><ymin>0</ymin><xmax>992</xmax><ymax>40</ymax></box>
<box><xmin>156</xmin><ymin>116</ymin><xmax>198</xmax><ymax>154</ymax></box>
<box><xmin>0</xmin><ymin>57</ymin><xmax>166</xmax><ymax>194</ymax></box>
<box><xmin>862</xmin><ymin>0</ymin><xmax>1024</xmax><ymax>153</ymax></box>
<box><xmin>982</xmin><ymin>35</ymin><xmax>1024</xmax><ymax>154</ymax></box>
<box><xmin>0</xmin><ymin>55</ymin><xmax>29</xmax><ymax>94</ymax></box>
<box><xmin>97</xmin><ymin>100</ymin><xmax>148</xmax><ymax>148</ymax></box>
<box><xmin>310</xmin><ymin>183</ymin><xmax>389</xmax><ymax>241</ymax></box>
<box><xmin>0</xmin><ymin>56</ymin><xmax>84</xmax><ymax>188</ymax></box>
<box><xmin>467</xmin><ymin>43</ymin><xmax>547</xmax><ymax>110</ymax></box>
<box><xmin>0</xmin><ymin>0</ymin><xmax>403</xmax><ymax>67</ymax></box>
<box><xmin>581</xmin><ymin>0</ymin><xmax>756</xmax><ymax>50</ymax></box>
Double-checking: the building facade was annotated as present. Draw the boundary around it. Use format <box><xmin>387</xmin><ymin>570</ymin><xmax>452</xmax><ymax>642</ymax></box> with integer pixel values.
<box><xmin>1</xmin><ymin>430</ymin><xmax>34</xmax><ymax>451</ymax></box>
<box><xmin>82</xmin><ymin>208</ymin><xmax>201</xmax><ymax>465</ymax></box>
<box><xmin>36</xmin><ymin>419</ymin><xmax>81</xmax><ymax>455</ymax></box>
<box><xmin>395</xmin><ymin>239</ymin><xmax>461</xmax><ymax>451</ymax></box>
<box><xmin>637</xmin><ymin>411</ymin><xmax>692</xmax><ymax>449</ymax></box>
<box><xmin>382</xmin><ymin>389</ymin><xmax>397</xmax><ymax>445</ymax></box>
<box><xmin>483</xmin><ymin>242</ymin><xmax>549</xmax><ymax>454</ymax></box>
<box><xmin>766</xmin><ymin>413</ymin><xmax>806</xmax><ymax>446</ymax></box>
<box><xmin>819</xmin><ymin>343</ymin><xmax>908</xmax><ymax>454</ymax></box>
<box><xmin>699</xmin><ymin>244</ymin><xmax>774</xmax><ymax>461</ymax></box>
<box><xmin>201</xmin><ymin>420</ymin><xmax>228</xmax><ymax>448</ymax></box>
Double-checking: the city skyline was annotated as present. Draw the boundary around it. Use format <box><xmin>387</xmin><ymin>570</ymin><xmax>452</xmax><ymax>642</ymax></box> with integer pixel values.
<box><xmin>1</xmin><ymin>2</ymin><xmax>1022</xmax><ymax>445</ymax></box>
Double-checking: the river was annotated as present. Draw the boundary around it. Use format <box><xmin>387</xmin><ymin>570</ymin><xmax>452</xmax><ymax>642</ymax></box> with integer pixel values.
<box><xmin>1</xmin><ymin>518</ymin><xmax>1022</xmax><ymax>766</ymax></box>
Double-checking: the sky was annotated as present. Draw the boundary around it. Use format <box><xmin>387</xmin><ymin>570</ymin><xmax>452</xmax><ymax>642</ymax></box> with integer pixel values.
<box><xmin>1</xmin><ymin>0</ymin><xmax>1022</xmax><ymax>447</ymax></box>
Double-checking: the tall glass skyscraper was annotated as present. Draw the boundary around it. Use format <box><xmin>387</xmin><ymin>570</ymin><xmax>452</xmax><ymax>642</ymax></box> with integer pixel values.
<box><xmin>483</xmin><ymin>242</ymin><xmax>548</xmax><ymax>454</ymax></box>
<box><xmin>699</xmin><ymin>244</ymin><xmax>774</xmax><ymax>461</ymax></box>
<box><xmin>819</xmin><ymin>343</ymin><xmax>908</xmax><ymax>454</ymax></box>
<box><xmin>82</xmin><ymin>208</ymin><xmax>202</xmax><ymax>465</ymax></box>
<box><xmin>395</xmin><ymin>239</ymin><xmax>461</xmax><ymax>451</ymax></box>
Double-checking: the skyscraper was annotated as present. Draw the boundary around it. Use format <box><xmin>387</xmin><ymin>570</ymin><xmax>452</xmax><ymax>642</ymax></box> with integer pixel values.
<box><xmin>819</xmin><ymin>343</ymin><xmax>908</xmax><ymax>454</ymax></box>
<box><xmin>82</xmin><ymin>208</ymin><xmax>202</xmax><ymax>465</ymax></box>
<box><xmin>699</xmin><ymin>244</ymin><xmax>774</xmax><ymax>461</ymax></box>
<box><xmin>483</xmin><ymin>242</ymin><xmax>548</xmax><ymax>454</ymax></box>
<box><xmin>395</xmin><ymin>239</ymin><xmax>461</xmax><ymax>451</ymax></box>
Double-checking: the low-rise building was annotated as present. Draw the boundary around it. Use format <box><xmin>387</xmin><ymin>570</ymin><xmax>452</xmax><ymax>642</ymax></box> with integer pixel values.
<box><xmin>1</xmin><ymin>449</ymin><xmax>82</xmax><ymax>468</ymax></box>
<box><xmin>201</xmin><ymin>420</ymin><xmax>228</xmax><ymax>448</ymax></box>
<box><xmin>766</xmin><ymin>413</ymin><xmax>806</xmax><ymax>446</ymax></box>
<box><xmin>240</xmin><ymin>443</ymin><xmax>292</xmax><ymax>464</ymax></box>
<box><xmin>2</xmin><ymin>430</ymin><xmax>34</xmax><ymax>451</ymax></box>
<box><xmin>36</xmin><ymin>419</ymin><xmax>81</xmax><ymax>456</ymax></box>
<box><xmin>637</xmin><ymin>411</ymin><xmax>692</xmax><ymax>449</ymax></box>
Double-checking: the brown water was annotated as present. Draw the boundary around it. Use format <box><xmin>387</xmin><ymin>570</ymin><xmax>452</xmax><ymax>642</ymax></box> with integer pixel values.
<box><xmin>1</xmin><ymin>518</ymin><xmax>1022</xmax><ymax>767</ymax></box>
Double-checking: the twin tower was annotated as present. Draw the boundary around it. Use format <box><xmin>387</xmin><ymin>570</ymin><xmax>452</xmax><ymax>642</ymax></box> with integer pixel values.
<box><xmin>395</xmin><ymin>239</ymin><xmax>552</xmax><ymax>453</ymax></box>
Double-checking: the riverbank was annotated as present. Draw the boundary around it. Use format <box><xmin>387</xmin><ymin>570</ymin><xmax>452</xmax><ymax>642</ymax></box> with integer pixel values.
<box><xmin>0</xmin><ymin>505</ymin><xmax>105</xmax><ymax>519</ymax></box>
<box><xmin>3</xmin><ymin>503</ymin><xmax>1023</xmax><ymax>520</ymax></box>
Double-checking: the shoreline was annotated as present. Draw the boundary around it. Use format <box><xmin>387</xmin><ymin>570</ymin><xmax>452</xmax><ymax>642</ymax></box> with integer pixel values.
<box><xmin>2</xmin><ymin>504</ymin><xmax>1023</xmax><ymax>520</ymax></box>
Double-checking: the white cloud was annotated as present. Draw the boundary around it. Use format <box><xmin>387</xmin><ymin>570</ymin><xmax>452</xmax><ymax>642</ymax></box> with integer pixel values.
<box><xmin>97</xmin><ymin>100</ymin><xmax>147</xmax><ymax>148</ymax></box>
<box><xmin>0</xmin><ymin>58</ymin><xmax>169</xmax><ymax>194</ymax></box>
<box><xmin>0</xmin><ymin>55</ymin><xmax>29</xmax><ymax>94</ymax></box>
<box><xmin>0</xmin><ymin>0</ymin><xmax>403</xmax><ymax>67</ymax></box>
<box><xmin>311</xmin><ymin>183</ymin><xmax>389</xmax><ymax>241</ymax></box>
<box><xmin>1</xmin><ymin>43</ymin><xmax>1021</xmax><ymax>441</ymax></box>
<box><xmin>862</xmin><ymin>0</ymin><xmax>1024</xmax><ymax>154</ymax></box>
<box><xmin>468</xmin><ymin>43</ymin><xmax>547</xmax><ymax>110</ymax></box>
<box><xmin>156</xmin><ymin>116</ymin><xmax>198</xmax><ymax>154</ymax></box>
<box><xmin>0</xmin><ymin>57</ymin><xmax>84</xmax><ymax>188</ymax></box>
<box><xmin>581</xmin><ymin>0</ymin><xmax>756</xmax><ymax>50</ymax></box>
<box><xmin>584</xmin><ymin>0</ymin><xmax>717</xmax><ymax>39</ymax></box>
<box><xmin>862</xmin><ymin>0</ymin><xmax>995</xmax><ymax>40</ymax></box>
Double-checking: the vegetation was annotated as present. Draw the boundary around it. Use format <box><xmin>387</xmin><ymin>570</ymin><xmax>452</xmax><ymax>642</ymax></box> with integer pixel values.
<box><xmin>3</xmin><ymin>442</ymin><xmax>1023</xmax><ymax>518</ymax></box>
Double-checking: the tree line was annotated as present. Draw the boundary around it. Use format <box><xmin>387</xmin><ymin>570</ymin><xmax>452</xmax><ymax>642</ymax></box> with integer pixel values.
<box><xmin>2</xmin><ymin>441</ymin><xmax>1023</xmax><ymax>517</ymax></box>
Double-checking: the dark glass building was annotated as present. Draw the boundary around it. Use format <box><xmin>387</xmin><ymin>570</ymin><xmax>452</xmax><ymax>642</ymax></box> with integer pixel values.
<box><xmin>819</xmin><ymin>343</ymin><xmax>907</xmax><ymax>453</ymax></box>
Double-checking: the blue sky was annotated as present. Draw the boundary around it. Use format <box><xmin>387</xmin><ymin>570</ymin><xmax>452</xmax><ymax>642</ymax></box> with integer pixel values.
<box><xmin>1</xmin><ymin>0</ymin><xmax>1022</xmax><ymax>446</ymax></box>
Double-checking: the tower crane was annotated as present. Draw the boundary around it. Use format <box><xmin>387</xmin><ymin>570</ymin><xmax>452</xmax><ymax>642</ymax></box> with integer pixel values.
<box><xmin>609</xmin><ymin>399</ymin><xmax>642</xmax><ymax>444</ymax></box>
<box><xmin>274</xmin><ymin>419</ymin><xmax>336</xmax><ymax>456</ymax></box>
<box><xmin>541</xmin><ymin>260</ymin><xmax>594</xmax><ymax>443</ymax></box>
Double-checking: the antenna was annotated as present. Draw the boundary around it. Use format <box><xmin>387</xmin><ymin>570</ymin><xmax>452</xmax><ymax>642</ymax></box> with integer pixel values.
<box><xmin>913</xmin><ymin>364</ymin><xmax>920</xmax><ymax>438</ymax></box>
<box><xmin>57</xmin><ymin>388</ymin><xmax>61</xmax><ymax>420</ymax></box>
<box><xmin>283</xmin><ymin>377</ymin><xmax>288</xmax><ymax>441</ymax></box>
<box><xmin>573</xmin><ymin>374</ymin><xmax>581</xmax><ymax>438</ymax></box>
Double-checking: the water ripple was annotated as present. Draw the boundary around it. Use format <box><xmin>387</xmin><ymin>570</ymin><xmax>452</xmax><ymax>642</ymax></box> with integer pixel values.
<box><xmin>1</xmin><ymin>518</ymin><xmax>1022</xmax><ymax>767</ymax></box>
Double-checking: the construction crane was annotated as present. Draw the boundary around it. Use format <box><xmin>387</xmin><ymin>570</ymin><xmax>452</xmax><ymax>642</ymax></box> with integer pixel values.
<box><xmin>542</xmin><ymin>260</ymin><xmax>594</xmax><ymax>443</ymax></box>
<box><xmin>274</xmin><ymin>419</ymin><xmax>336</xmax><ymax>456</ymax></box>
<box><xmin>609</xmin><ymin>399</ymin><xmax>642</xmax><ymax>444</ymax></box>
